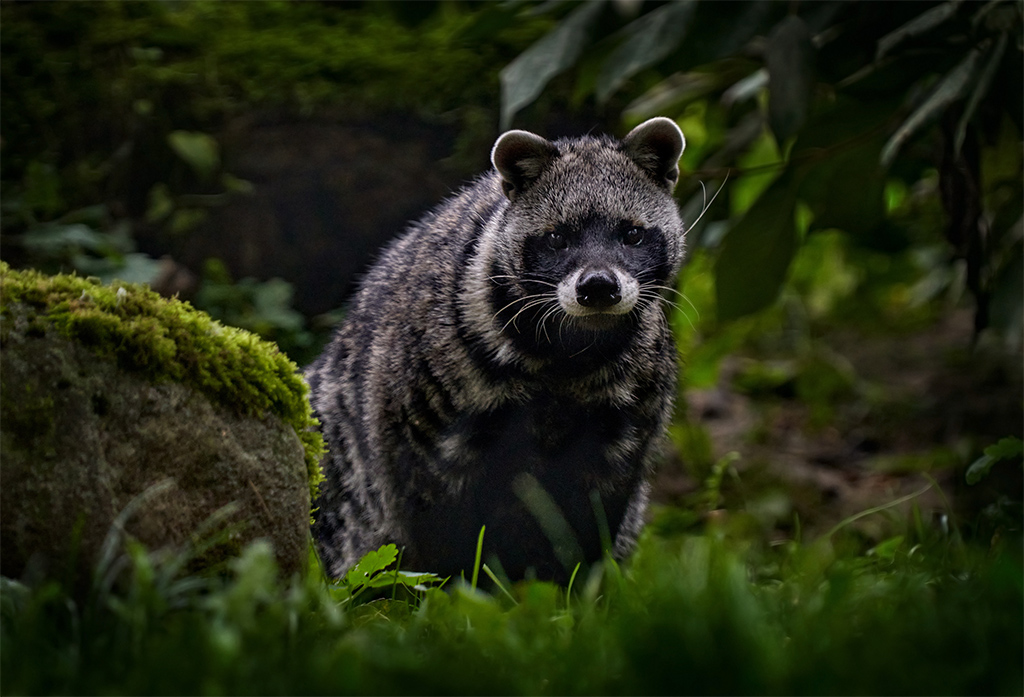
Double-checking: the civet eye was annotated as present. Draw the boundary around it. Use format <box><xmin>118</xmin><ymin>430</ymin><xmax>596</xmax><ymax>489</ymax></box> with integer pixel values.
<box><xmin>623</xmin><ymin>226</ymin><xmax>644</xmax><ymax>246</ymax></box>
<box><xmin>546</xmin><ymin>230</ymin><xmax>568</xmax><ymax>250</ymax></box>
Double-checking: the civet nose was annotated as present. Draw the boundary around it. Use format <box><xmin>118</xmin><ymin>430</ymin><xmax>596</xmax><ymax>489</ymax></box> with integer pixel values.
<box><xmin>576</xmin><ymin>269</ymin><xmax>621</xmax><ymax>308</ymax></box>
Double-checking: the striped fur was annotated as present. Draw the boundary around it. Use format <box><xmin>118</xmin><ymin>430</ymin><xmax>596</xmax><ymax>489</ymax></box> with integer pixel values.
<box><xmin>306</xmin><ymin>118</ymin><xmax>686</xmax><ymax>581</ymax></box>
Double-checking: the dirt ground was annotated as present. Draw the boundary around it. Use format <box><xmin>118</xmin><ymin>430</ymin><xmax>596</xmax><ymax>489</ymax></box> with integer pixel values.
<box><xmin>652</xmin><ymin>308</ymin><xmax>1024</xmax><ymax>543</ymax></box>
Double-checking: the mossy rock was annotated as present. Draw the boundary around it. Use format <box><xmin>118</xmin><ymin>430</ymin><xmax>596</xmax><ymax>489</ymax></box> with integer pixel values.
<box><xmin>0</xmin><ymin>263</ymin><xmax>325</xmax><ymax>585</ymax></box>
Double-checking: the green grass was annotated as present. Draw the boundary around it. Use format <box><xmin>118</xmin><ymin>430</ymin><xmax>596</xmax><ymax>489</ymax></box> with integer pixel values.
<box><xmin>2</xmin><ymin>510</ymin><xmax>1020</xmax><ymax>696</ymax></box>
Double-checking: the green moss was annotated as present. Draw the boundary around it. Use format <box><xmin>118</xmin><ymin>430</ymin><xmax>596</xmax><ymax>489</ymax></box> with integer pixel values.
<box><xmin>0</xmin><ymin>262</ymin><xmax>325</xmax><ymax>500</ymax></box>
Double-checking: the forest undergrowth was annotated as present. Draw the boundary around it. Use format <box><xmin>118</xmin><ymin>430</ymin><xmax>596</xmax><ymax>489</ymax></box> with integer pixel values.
<box><xmin>2</xmin><ymin>499</ymin><xmax>1020</xmax><ymax>695</ymax></box>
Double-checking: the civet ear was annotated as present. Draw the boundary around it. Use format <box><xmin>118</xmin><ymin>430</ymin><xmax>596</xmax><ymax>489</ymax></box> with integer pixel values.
<box><xmin>622</xmin><ymin>117</ymin><xmax>686</xmax><ymax>192</ymax></box>
<box><xmin>491</xmin><ymin>130</ymin><xmax>559</xmax><ymax>201</ymax></box>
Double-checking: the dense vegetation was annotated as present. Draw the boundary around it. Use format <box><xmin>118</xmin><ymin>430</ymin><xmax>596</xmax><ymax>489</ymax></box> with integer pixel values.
<box><xmin>2</xmin><ymin>515</ymin><xmax>1021</xmax><ymax>695</ymax></box>
<box><xmin>1</xmin><ymin>1</ymin><xmax>1021</xmax><ymax>694</ymax></box>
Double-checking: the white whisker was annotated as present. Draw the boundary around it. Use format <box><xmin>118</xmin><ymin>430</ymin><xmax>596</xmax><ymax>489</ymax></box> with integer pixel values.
<box><xmin>689</xmin><ymin>174</ymin><xmax>729</xmax><ymax>231</ymax></box>
<box><xmin>500</xmin><ymin>295</ymin><xmax>555</xmax><ymax>333</ymax></box>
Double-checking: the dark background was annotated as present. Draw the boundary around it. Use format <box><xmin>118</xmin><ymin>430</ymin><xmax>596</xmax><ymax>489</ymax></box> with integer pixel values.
<box><xmin>2</xmin><ymin>0</ymin><xmax>1021</xmax><ymax>544</ymax></box>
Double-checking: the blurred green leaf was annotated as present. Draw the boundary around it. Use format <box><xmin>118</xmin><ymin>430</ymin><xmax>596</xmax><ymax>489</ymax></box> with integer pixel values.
<box><xmin>799</xmin><ymin>143</ymin><xmax>887</xmax><ymax>240</ymax></box>
<box><xmin>722</xmin><ymin>68</ymin><xmax>768</xmax><ymax>107</ymax></box>
<box><xmin>220</xmin><ymin>173</ymin><xmax>254</xmax><ymax>195</ymax></box>
<box><xmin>791</xmin><ymin>95</ymin><xmax>894</xmax><ymax>155</ymax></box>
<box><xmin>715</xmin><ymin>178</ymin><xmax>799</xmax><ymax>321</ymax></box>
<box><xmin>22</xmin><ymin>223</ymin><xmax>109</xmax><ymax>257</ymax></box>
<box><xmin>146</xmin><ymin>183</ymin><xmax>174</xmax><ymax>223</ymax></box>
<box><xmin>791</xmin><ymin>101</ymin><xmax>893</xmax><ymax>248</ymax></box>
<box><xmin>967</xmin><ymin>437</ymin><xmax>1024</xmax><ymax>485</ymax></box>
<box><xmin>499</xmin><ymin>1</ymin><xmax>604</xmax><ymax>129</ymax></box>
<box><xmin>626</xmin><ymin>69</ymin><xmax>739</xmax><ymax>122</ymax></box>
<box><xmin>880</xmin><ymin>46</ymin><xmax>982</xmax><ymax>167</ymax></box>
<box><xmin>169</xmin><ymin>208</ymin><xmax>208</xmax><ymax>236</ymax></box>
<box><xmin>595</xmin><ymin>1</ymin><xmax>697</xmax><ymax>103</ymax></box>
<box><xmin>194</xmin><ymin>259</ymin><xmax>312</xmax><ymax>354</ymax></box>
<box><xmin>955</xmin><ymin>32</ymin><xmax>1008</xmax><ymax>155</ymax></box>
<box><xmin>875</xmin><ymin>0</ymin><xmax>962</xmax><ymax>62</ymax></box>
<box><xmin>988</xmin><ymin>238</ymin><xmax>1023</xmax><ymax>348</ymax></box>
<box><xmin>867</xmin><ymin>535</ymin><xmax>904</xmax><ymax>560</ymax></box>
<box><xmin>103</xmin><ymin>253</ymin><xmax>164</xmax><ymax>286</ymax></box>
<box><xmin>730</xmin><ymin>127</ymin><xmax>784</xmax><ymax>217</ymax></box>
<box><xmin>252</xmin><ymin>279</ymin><xmax>305</xmax><ymax>332</ymax></box>
<box><xmin>984</xmin><ymin>437</ymin><xmax>1024</xmax><ymax>461</ymax></box>
<box><xmin>765</xmin><ymin>15</ymin><xmax>814</xmax><ymax>143</ymax></box>
<box><xmin>167</xmin><ymin>130</ymin><xmax>220</xmax><ymax>181</ymax></box>
<box><xmin>22</xmin><ymin>161</ymin><xmax>64</xmax><ymax>219</ymax></box>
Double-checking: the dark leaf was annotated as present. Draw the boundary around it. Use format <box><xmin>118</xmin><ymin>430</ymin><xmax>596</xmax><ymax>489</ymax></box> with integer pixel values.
<box><xmin>989</xmin><ymin>237</ymin><xmax>1023</xmax><ymax>348</ymax></box>
<box><xmin>793</xmin><ymin>102</ymin><xmax>891</xmax><ymax>240</ymax></box>
<box><xmin>966</xmin><ymin>436</ymin><xmax>1024</xmax><ymax>484</ymax></box>
<box><xmin>955</xmin><ymin>33</ymin><xmax>1007</xmax><ymax>154</ymax></box>
<box><xmin>499</xmin><ymin>1</ymin><xmax>604</xmax><ymax>129</ymax></box>
<box><xmin>595</xmin><ymin>0</ymin><xmax>697</xmax><ymax>103</ymax></box>
<box><xmin>624</xmin><ymin>71</ymin><xmax>721</xmax><ymax>121</ymax></box>
<box><xmin>167</xmin><ymin>130</ymin><xmax>220</xmax><ymax>181</ymax></box>
<box><xmin>875</xmin><ymin>0</ymin><xmax>963</xmax><ymax>62</ymax></box>
<box><xmin>800</xmin><ymin>146</ymin><xmax>887</xmax><ymax>240</ymax></box>
<box><xmin>791</xmin><ymin>97</ymin><xmax>894</xmax><ymax>154</ymax></box>
<box><xmin>840</xmin><ymin>51</ymin><xmax>961</xmax><ymax>102</ymax></box>
<box><xmin>454</xmin><ymin>2</ymin><xmax>531</xmax><ymax>43</ymax></box>
<box><xmin>722</xmin><ymin>68</ymin><xmax>768</xmax><ymax>107</ymax></box>
<box><xmin>766</xmin><ymin>15</ymin><xmax>815</xmax><ymax>143</ymax></box>
<box><xmin>880</xmin><ymin>46</ymin><xmax>982</xmax><ymax>167</ymax></box>
<box><xmin>698</xmin><ymin>0</ymin><xmax>777</xmax><ymax>66</ymax></box>
<box><xmin>715</xmin><ymin>178</ymin><xmax>799</xmax><ymax>321</ymax></box>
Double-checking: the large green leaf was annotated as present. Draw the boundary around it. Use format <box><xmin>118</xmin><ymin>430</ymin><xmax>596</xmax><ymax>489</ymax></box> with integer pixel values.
<box><xmin>715</xmin><ymin>178</ymin><xmax>799</xmax><ymax>321</ymax></box>
<box><xmin>343</xmin><ymin>543</ymin><xmax>399</xmax><ymax>587</ymax></box>
<box><xmin>765</xmin><ymin>15</ymin><xmax>814</xmax><ymax>143</ymax></box>
<box><xmin>595</xmin><ymin>1</ymin><xmax>697</xmax><ymax>103</ymax></box>
<box><xmin>499</xmin><ymin>1</ymin><xmax>604</xmax><ymax>129</ymax></box>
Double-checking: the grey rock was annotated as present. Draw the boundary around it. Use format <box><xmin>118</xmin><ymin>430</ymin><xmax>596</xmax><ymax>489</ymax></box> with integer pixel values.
<box><xmin>1</xmin><ymin>316</ymin><xmax>310</xmax><ymax>588</ymax></box>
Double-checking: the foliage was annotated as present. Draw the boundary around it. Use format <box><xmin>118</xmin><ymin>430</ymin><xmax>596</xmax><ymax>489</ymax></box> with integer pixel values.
<box><xmin>0</xmin><ymin>1</ymin><xmax>548</xmax><ymax>188</ymax></box>
<box><xmin>966</xmin><ymin>436</ymin><xmax>1024</xmax><ymax>485</ymax></box>
<box><xmin>2</xmin><ymin>193</ymin><xmax>165</xmax><ymax>286</ymax></box>
<box><xmin>1</xmin><ymin>518</ymin><xmax>1020</xmax><ymax>695</ymax></box>
<box><xmin>332</xmin><ymin>543</ymin><xmax>444</xmax><ymax>606</ymax></box>
<box><xmin>671</xmin><ymin>229</ymin><xmax>950</xmax><ymax>395</ymax></box>
<box><xmin>0</xmin><ymin>263</ymin><xmax>324</xmax><ymax>500</ymax></box>
<box><xmin>194</xmin><ymin>259</ymin><xmax>314</xmax><ymax>360</ymax></box>
<box><xmin>501</xmin><ymin>0</ymin><xmax>1023</xmax><ymax>343</ymax></box>
<box><xmin>0</xmin><ymin>1</ymin><xmax>552</xmax><ymax>350</ymax></box>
